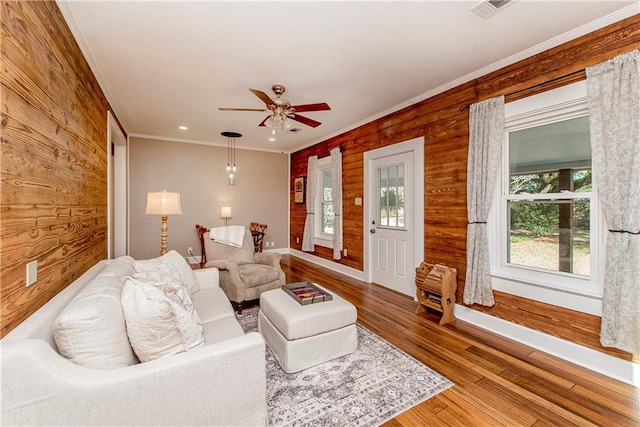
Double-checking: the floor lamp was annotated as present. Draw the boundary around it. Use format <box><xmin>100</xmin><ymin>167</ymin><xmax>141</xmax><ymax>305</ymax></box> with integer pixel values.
<box><xmin>146</xmin><ymin>191</ymin><xmax>183</xmax><ymax>256</ymax></box>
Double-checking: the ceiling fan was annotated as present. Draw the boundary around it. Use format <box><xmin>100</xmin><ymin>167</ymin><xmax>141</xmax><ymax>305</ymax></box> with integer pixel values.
<box><xmin>218</xmin><ymin>84</ymin><xmax>330</xmax><ymax>129</ymax></box>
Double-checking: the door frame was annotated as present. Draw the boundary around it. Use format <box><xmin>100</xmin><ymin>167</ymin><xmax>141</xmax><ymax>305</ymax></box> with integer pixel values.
<box><xmin>107</xmin><ymin>110</ymin><xmax>128</xmax><ymax>259</ymax></box>
<box><xmin>364</xmin><ymin>137</ymin><xmax>424</xmax><ymax>286</ymax></box>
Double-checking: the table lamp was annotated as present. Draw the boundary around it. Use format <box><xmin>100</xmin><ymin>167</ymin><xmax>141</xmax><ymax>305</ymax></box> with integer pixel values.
<box><xmin>221</xmin><ymin>206</ymin><xmax>232</xmax><ymax>226</ymax></box>
<box><xmin>146</xmin><ymin>191</ymin><xmax>183</xmax><ymax>255</ymax></box>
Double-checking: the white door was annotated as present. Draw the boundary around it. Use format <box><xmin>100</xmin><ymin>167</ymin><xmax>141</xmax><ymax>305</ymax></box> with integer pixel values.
<box><xmin>365</xmin><ymin>138</ymin><xmax>423</xmax><ymax>297</ymax></box>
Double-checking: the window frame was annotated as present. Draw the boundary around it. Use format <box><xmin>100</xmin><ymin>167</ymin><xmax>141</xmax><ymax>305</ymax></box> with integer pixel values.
<box><xmin>487</xmin><ymin>81</ymin><xmax>606</xmax><ymax>315</ymax></box>
<box><xmin>313</xmin><ymin>156</ymin><xmax>340</xmax><ymax>248</ymax></box>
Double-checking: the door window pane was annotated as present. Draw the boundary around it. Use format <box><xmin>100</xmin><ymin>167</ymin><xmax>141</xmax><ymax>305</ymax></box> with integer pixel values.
<box><xmin>378</xmin><ymin>165</ymin><xmax>405</xmax><ymax>227</ymax></box>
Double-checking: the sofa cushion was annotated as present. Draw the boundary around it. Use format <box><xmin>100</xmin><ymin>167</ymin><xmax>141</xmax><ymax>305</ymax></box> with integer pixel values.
<box><xmin>121</xmin><ymin>279</ymin><xmax>204</xmax><ymax>362</ymax></box>
<box><xmin>191</xmin><ymin>286</ymin><xmax>235</xmax><ymax>324</ymax></box>
<box><xmin>238</xmin><ymin>264</ymin><xmax>281</xmax><ymax>288</ymax></box>
<box><xmin>201</xmin><ymin>316</ymin><xmax>245</xmax><ymax>345</ymax></box>
<box><xmin>52</xmin><ymin>256</ymin><xmax>139</xmax><ymax>369</ymax></box>
<box><xmin>134</xmin><ymin>250</ymin><xmax>200</xmax><ymax>294</ymax></box>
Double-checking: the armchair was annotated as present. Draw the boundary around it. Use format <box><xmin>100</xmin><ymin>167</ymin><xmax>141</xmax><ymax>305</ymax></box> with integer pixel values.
<box><xmin>201</xmin><ymin>228</ymin><xmax>285</xmax><ymax>313</ymax></box>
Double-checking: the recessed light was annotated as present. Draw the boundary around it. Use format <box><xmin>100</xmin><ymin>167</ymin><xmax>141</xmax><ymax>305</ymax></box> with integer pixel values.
<box><xmin>178</xmin><ymin>125</ymin><xmax>188</xmax><ymax>130</ymax></box>
<box><xmin>268</xmin><ymin>137</ymin><xmax>276</xmax><ymax>142</ymax></box>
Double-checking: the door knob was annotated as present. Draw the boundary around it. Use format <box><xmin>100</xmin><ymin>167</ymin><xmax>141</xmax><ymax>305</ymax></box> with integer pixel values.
<box><xmin>370</xmin><ymin>229</ymin><xmax>376</xmax><ymax>234</ymax></box>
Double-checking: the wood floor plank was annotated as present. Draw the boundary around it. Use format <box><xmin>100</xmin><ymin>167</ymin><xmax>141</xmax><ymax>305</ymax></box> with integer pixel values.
<box><xmin>475</xmin><ymin>377</ymin><xmax>592</xmax><ymax>427</ymax></box>
<box><xmin>500</xmin><ymin>368</ymin><xmax>637</xmax><ymax>427</ymax></box>
<box><xmin>279</xmin><ymin>255</ymin><xmax>640</xmax><ymax>426</ymax></box>
<box><xmin>527</xmin><ymin>350</ymin><xmax>638</xmax><ymax>399</ymax></box>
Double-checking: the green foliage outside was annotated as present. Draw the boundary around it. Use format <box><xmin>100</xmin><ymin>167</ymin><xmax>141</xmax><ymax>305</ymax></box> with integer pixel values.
<box><xmin>509</xmin><ymin>170</ymin><xmax>591</xmax><ymax>237</ymax></box>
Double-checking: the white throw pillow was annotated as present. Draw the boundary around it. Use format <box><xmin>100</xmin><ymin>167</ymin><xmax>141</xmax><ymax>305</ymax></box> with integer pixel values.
<box><xmin>134</xmin><ymin>250</ymin><xmax>200</xmax><ymax>294</ymax></box>
<box><xmin>128</xmin><ymin>262</ymin><xmax>197</xmax><ymax>319</ymax></box>
<box><xmin>53</xmin><ymin>256</ymin><xmax>139</xmax><ymax>369</ymax></box>
<box><xmin>121</xmin><ymin>279</ymin><xmax>204</xmax><ymax>362</ymax></box>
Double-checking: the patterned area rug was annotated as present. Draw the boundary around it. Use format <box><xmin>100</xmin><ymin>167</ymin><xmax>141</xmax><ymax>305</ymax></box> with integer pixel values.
<box><xmin>236</xmin><ymin>307</ymin><xmax>453</xmax><ymax>426</ymax></box>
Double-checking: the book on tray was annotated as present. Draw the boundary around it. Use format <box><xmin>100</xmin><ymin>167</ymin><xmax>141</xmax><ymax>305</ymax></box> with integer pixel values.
<box><xmin>282</xmin><ymin>282</ymin><xmax>333</xmax><ymax>305</ymax></box>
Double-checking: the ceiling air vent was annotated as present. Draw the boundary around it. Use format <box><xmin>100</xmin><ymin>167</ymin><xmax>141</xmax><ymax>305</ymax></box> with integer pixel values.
<box><xmin>472</xmin><ymin>0</ymin><xmax>513</xmax><ymax>19</ymax></box>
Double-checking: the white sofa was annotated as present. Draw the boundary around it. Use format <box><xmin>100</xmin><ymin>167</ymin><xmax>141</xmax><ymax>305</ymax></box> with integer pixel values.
<box><xmin>1</xmin><ymin>255</ymin><xmax>267</xmax><ymax>426</ymax></box>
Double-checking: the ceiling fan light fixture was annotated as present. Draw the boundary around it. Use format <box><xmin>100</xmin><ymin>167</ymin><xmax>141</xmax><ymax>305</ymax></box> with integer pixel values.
<box><xmin>266</xmin><ymin>108</ymin><xmax>292</xmax><ymax>132</ymax></box>
<box><xmin>219</xmin><ymin>84</ymin><xmax>330</xmax><ymax>135</ymax></box>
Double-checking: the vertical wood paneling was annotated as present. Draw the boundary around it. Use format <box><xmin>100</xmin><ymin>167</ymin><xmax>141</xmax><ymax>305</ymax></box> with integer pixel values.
<box><xmin>1</xmin><ymin>0</ymin><xmax>114</xmax><ymax>337</ymax></box>
<box><xmin>289</xmin><ymin>14</ymin><xmax>639</xmax><ymax>360</ymax></box>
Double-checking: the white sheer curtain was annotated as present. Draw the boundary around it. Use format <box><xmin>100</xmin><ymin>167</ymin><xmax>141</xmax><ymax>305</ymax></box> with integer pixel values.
<box><xmin>464</xmin><ymin>96</ymin><xmax>505</xmax><ymax>306</ymax></box>
<box><xmin>301</xmin><ymin>155</ymin><xmax>318</xmax><ymax>252</ymax></box>
<box><xmin>586</xmin><ymin>49</ymin><xmax>640</xmax><ymax>354</ymax></box>
<box><xmin>330</xmin><ymin>147</ymin><xmax>342</xmax><ymax>260</ymax></box>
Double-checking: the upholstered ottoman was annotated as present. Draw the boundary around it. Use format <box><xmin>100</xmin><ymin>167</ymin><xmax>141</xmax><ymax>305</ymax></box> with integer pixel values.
<box><xmin>258</xmin><ymin>285</ymin><xmax>358</xmax><ymax>373</ymax></box>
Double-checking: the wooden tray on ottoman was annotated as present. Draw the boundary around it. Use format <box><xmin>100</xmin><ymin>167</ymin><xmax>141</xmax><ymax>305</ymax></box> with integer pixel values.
<box><xmin>282</xmin><ymin>281</ymin><xmax>333</xmax><ymax>305</ymax></box>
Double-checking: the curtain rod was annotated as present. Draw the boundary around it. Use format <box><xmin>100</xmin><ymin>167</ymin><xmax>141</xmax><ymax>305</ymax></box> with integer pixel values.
<box><xmin>459</xmin><ymin>69</ymin><xmax>586</xmax><ymax>111</ymax></box>
<box><xmin>318</xmin><ymin>145</ymin><xmax>343</xmax><ymax>159</ymax></box>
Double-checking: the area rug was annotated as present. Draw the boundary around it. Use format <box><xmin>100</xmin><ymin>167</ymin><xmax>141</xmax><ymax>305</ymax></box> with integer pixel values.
<box><xmin>236</xmin><ymin>307</ymin><xmax>453</xmax><ymax>426</ymax></box>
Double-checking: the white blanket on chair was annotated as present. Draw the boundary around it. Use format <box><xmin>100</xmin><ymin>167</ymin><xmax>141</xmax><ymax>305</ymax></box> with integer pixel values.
<box><xmin>209</xmin><ymin>225</ymin><xmax>245</xmax><ymax>248</ymax></box>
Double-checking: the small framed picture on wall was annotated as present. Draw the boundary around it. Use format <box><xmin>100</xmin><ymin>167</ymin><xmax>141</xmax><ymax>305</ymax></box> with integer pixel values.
<box><xmin>294</xmin><ymin>176</ymin><xmax>305</xmax><ymax>204</ymax></box>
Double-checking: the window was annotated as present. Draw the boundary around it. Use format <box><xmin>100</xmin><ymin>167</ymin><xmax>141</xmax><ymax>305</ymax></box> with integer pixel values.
<box><xmin>378</xmin><ymin>164</ymin><xmax>405</xmax><ymax>228</ymax></box>
<box><xmin>507</xmin><ymin>116</ymin><xmax>592</xmax><ymax>276</ymax></box>
<box><xmin>314</xmin><ymin>156</ymin><xmax>341</xmax><ymax>248</ymax></box>
<box><xmin>489</xmin><ymin>82</ymin><xmax>604</xmax><ymax>313</ymax></box>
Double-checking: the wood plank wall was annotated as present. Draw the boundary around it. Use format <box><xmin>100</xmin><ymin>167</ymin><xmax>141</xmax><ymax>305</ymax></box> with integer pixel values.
<box><xmin>290</xmin><ymin>15</ymin><xmax>639</xmax><ymax>360</ymax></box>
<box><xmin>1</xmin><ymin>1</ymin><xmax>117</xmax><ymax>337</ymax></box>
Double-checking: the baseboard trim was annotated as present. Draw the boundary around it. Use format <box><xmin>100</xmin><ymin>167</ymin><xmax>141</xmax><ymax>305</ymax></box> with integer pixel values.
<box><xmin>454</xmin><ymin>304</ymin><xmax>639</xmax><ymax>387</ymax></box>
<box><xmin>288</xmin><ymin>249</ymin><xmax>365</xmax><ymax>281</ymax></box>
<box><xmin>264</xmin><ymin>247</ymin><xmax>289</xmax><ymax>255</ymax></box>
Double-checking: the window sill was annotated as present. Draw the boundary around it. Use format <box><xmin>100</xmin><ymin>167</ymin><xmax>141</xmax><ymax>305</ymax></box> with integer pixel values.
<box><xmin>314</xmin><ymin>237</ymin><xmax>333</xmax><ymax>249</ymax></box>
<box><xmin>491</xmin><ymin>272</ymin><xmax>602</xmax><ymax>316</ymax></box>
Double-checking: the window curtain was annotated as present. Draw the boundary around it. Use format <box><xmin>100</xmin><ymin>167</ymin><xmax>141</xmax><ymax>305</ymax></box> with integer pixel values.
<box><xmin>464</xmin><ymin>96</ymin><xmax>505</xmax><ymax>306</ymax></box>
<box><xmin>586</xmin><ymin>49</ymin><xmax>640</xmax><ymax>354</ymax></box>
<box><xmin>330</xmin><ymin>147</ymin><xmax>343</xmax><ymax>260</ymax></box>
<box><xmin>301</xmin><ymin>155</ymin><xmax>318</xmax><ymax>252</ymax></box>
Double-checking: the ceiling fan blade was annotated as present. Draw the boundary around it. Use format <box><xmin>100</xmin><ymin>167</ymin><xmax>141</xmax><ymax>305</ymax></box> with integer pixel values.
<box><xmin>291</xmin><ymin>102</ymin><xmax>331</xmax><ymax>112</ymax></box>
<box><xmin>250</xmin><ymin>88</ymin><xmax>275</xmax><ymax>107</ymax></box>
<box><xmin>258</xmin><ymin>116</ymin><xmax>269</xmax><ymax>127</ymax></box>
<box><xmin>291</xmin><ymin>114</ymin><xmax>321</xmax><ymax>128</ymax></box>
<box><xmin>218</xmin><ymin>108</ymin><xmax>268</xmax><ymax>112</ymax></box>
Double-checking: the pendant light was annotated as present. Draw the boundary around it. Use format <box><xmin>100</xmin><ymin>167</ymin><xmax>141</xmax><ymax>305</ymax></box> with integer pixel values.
<box><xmin>222</xmin><ymin>131</ymin><xmax>241</xmax><ymax>185</ymax></box>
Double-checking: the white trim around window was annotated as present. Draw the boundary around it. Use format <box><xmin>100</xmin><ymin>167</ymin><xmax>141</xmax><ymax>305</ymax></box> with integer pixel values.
<box><xmin>313</xmin><ymin>156</ymin><xmax>341</xmax><ymax>249</ymax></box>
<box><xmin>488</xmin><ymin>81</ymin><xmax>606</xmax><ymax>316</ymax></box>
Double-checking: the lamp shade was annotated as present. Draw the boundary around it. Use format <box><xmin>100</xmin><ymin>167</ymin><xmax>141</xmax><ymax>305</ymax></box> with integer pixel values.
<box><xmin>145</xmin><ymin>191</ymin><xmax>183</xmax><ymax>215</ymax></box>
<box><xmin>220</xmin><ymin>206</ymin><xmax>232</xmax><ymax>218</ymax></box>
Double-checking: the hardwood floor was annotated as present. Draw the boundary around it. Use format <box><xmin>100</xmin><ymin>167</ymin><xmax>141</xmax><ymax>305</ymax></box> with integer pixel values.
<box><xmin>279</xmin><ymin>255</ymin><xmax>639</xmax><ymax>427</ymax></box>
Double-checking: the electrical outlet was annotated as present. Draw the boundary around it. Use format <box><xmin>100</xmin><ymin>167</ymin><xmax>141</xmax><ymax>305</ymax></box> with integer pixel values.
<box><xmin>187</xmin><ymin>247</ymin><xmax>193</xmax><ymax>255</ymax></box>
<box><xmin>296</xmin><ymin>237</ymin><xmax>300</xmax><ymax>244</ymax></box>
<box><xmin>344</xmin><ymin>249</ymin><xmax>348</xmax><ymax>257</ymax></box>
<box><xmin>26</xmin><ymin>260</ymin><xmax>38</xmax><ymax>286</ymax></box>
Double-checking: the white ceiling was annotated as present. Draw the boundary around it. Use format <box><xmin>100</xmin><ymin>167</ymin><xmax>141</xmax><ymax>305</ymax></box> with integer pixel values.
<box><xmin>57</xmin><ymin>1</ymin><xmax>638</xmax><ymax>153</ymax></box>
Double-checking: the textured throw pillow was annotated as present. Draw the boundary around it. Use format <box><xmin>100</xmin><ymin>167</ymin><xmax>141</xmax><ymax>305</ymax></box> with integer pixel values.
<box><xmin>53</xmin><ymin>256</ymin><xmax>139</xmax><ymax>369</ymax></box>
<box><xmin>134</xmin><ymin>250</ymin><xmax>200</xmax><ymax>294</ymax></box>
<box><xmin>121</xmin><ymin>279</ymin><xmax>204</xmax><ymax>362</ymax></box>
<box><xmin>129</xmin><ymin>262</ymin><xmax>196</xmax><ymax>317</ymax></box>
